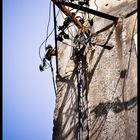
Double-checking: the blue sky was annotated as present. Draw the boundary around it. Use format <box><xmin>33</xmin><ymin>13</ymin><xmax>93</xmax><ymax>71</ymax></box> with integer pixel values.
<box><xmin>3</xmin><ymin>0</ymin><xmax>56</xmax><ymax>140</ymax></box>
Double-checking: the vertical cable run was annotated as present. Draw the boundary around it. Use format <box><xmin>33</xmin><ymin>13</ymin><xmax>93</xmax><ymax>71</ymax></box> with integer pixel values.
<box><xmin>76</xmin><ymin>44</ymin><xmax>87</xmax><ymax>140</ymax></box>
<box><xmin>76</xmin><ymin>44</ymin><xmax>89</xmax><ymax>140</ymax></box>
<box><xmin>77</xmin><ymin>48</ymin><xmax>83</xmax><ymax>140</ymax></box>
<box><xmin>53</xmin><ymin>2</ymin><xmax>59</xmax><ymax>75</ymax></box>
<box><xmin>50</xmin><ymin>59</ymin><xmax>57</xmax><ymax>96</ymax></box>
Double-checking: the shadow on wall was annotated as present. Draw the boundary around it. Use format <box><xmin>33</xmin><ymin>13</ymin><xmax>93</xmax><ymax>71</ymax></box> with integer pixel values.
<box><xmin>90</xmin><ymin>96</ymin><xmax>137</xmax><ymax>117</ymax></box>
<box><xmin>88</xmin><ymin>17</ymin><xmax>137</xmax><ymax>139</ymax></box>
<box><xmin>53</xmin><ymin>67</ymin><xmax>78</xmax><ymax>140</ymax></box>
<box><xmin>89</xmin><ymin>94</ymin><xmax>137</xmax><ymax>140</ymax></box>
<box><xmin>53</xmin><ymin>13</ymin><xmax>137</xmax><ymax>139</ymax></box>
<box><xmin>53</xmin><ymin>22</ymin><xmax>118</xmax><ymax>140</ymax></box>
<box><xmin>53</xmin><ymin>22</ymin><xmax>119</xmax><ymax>139</ymax></box>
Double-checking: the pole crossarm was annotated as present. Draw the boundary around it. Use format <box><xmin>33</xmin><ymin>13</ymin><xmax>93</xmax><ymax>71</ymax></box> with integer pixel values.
<box><xmin>61</xmin><ymin>1</ymin><xmax>119</xmax><ymax>22</ymax></box>
<box><xmin>51</xmin><ymin>0</ymin><xmax>90</xmax><ymax>36</ymax></box>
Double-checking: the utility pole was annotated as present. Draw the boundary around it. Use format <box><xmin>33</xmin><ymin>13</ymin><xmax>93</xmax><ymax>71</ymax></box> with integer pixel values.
<box><xmin>51</xmin><ymin>1</ymin><xmax>119</xmax><ymax>140</ymax></box>
<box><xmin>49</xmin><ymin>0</ymin><xmax>137</xmax><ymax>140</ymax></box>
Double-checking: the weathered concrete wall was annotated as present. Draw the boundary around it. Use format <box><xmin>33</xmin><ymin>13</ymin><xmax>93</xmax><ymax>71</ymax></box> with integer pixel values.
<box><xmin>53</xmin><ymin>0</ymin><xmax>137</xmax><ymax>139</ymax></box>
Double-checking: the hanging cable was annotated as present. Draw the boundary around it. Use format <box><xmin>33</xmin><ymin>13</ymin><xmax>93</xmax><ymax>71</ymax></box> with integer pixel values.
<box><xmin>75</xmin><ymin>44</ymin><xmax>89</xmax><ymax>140</ymax></box>
<box><xmin>53</xmin><ymin>2</ymin><xmax>59</xmax><ymax>75</ymax></box>
<box><xmin>45</xmin><ymin>0</ymin><xmax>52</xmax><ymax>48</ymax></box>
<box><xmin>39</xmin><ymin>9</ymin><xmax>60</xmax><ymax>61</ymax></box>
<box><xmin>39</xmin><ymin>29</ymin><xmax>54</xmax><ymax>61</ymax></box>
<box><xmin>59</xmin><ymin>11</ymin><xmax>75</xmax><ymax>40</ymax></box>
<box><xmin>50</xmin><ymin>59</ymin><xmax>57</xmax><ymax>96</ymax></box>
<box><xmin>39</xmin><ymin>43</ymin><xmax>57</xmax><ymax>96</ymax></box>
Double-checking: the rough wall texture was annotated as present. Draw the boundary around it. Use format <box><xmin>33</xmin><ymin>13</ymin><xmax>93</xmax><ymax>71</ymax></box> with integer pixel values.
<box><xmin>53</xmin><ymin>0</ymin><xmax>137</xmax><ymax>140</ymax></box>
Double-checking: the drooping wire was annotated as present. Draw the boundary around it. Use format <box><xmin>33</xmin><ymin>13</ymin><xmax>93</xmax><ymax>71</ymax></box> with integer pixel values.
<box><xmin>60</xmin><ymin>10</ymin><xmax>76</xmax><ymax>40</ymax></box>
<box><xmin>38</xmin><ymin>1</ymin><xmax>52</xmax><ymax>62</ymax></box>
<box><xmin>93</xmin><ymin>0</ymin><xmax>98</xmax><ymax>19</ymax></box>
<box><xmin>39</xmin><ymin>8</ymin><xmax>60</xmax><ymax>61</ymax></box>
<box><xmin>45</xmin><ymin>0</ymin><xmax>52</xmax><ymax>48</ymax></box>
<box><xmin>94</xmin><ymin>0</ymin><xmax>98</xmax><ymax>11</ymax></box>
<box><xmin>39</xmin><ymin>29</ymin><xmax>54</xmax><ymax>61</ymax></box>
<box><xmin>67</xmin><ymin>24</ymin><xmax>75</xmax><ymax>40</ymax></box>
<box><xmin>53</xmin><ymin>2</ymin><xmax>59</xmax><ymax>75</ymax></box>
<box><xmin>61</xmin><ymin>41</ymin><xmax>76</xmax><ymax>48</ymax></box>
<box><xmin>50</xmin><ymin>59</ymin><xmax>57</xmax><ymax>96</ymax></box>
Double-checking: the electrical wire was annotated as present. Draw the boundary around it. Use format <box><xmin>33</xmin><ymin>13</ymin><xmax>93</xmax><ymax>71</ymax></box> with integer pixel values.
<box><xmin>92</xmin><ymin>0</ymin><xmax>98</xmax><ymax>19</ymax></box>
<box><xmin>39</xmin><ymin>9</ymin><xmax>60</xmax><ymax>61</ymax></box>
<box><xmin>67</xmin><ymin>24</ymin><xmax>75</xmax><ymax>38</ymax></box>
<box><xmin>59</xmin><ymin>10</ymin><xmax>76</xmax><ymax>43</ymax></box>
<box><xmin>38</xmin><ymin>1</ymin><xmax>52</xmax><ymax>61</ymax></box>
<box><xmin>61</xmin><ymin>41</ymin><xmax>75</xmax><ymax>48</ymax></box>
<box><xmin>94</xmin><ymin>0</ymin><xmax>98</xmax><ymax>11</ymax></box>
<box><xmin>83</xmin><ymin>0</ymin><xmax>98</xmax><ymax>28</ymax></box>
<box><xmin>50</xmin><ymin>59</ymin><xmax>57</xmax><ymax>96</ymax></box>
<box><xmin>53</xmin><ymin>3</ymin><xmax>59</xmax><ymax>75</ymax></box>
<box><xmin>39</xmin><ymin>2</ymin><xmax>60</xmax><ymax>95</ymax></box>
<box><xmin>45</xmin><ymin>0</ymin><xmax>52</xmax><ymax>48</ymax></box>
<box><xmin>39</xmin><ymin>29</ymin><xmax>54</xmax><ymax>61</ymax></box>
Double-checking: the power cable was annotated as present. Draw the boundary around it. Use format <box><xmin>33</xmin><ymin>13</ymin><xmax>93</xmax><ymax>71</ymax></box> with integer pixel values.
<box><xmin>45</xmin><ymin>0</ymin><xmax>52</xmax><ymax>48</ymax></box>
<box><xmin>50</xmin><ymin>59</ymin><xmax>57</xmax><ymax>96</ymax></box>
<box><xmin>39</xmin><ymin>29</ymin><xmax>54</xmax><ymax>61</ymax></box>
<box><xmin>53</xmin><ymin>2</ymin><xmax>59</xmax><ymax>74</ymax></box>
<box><xmin>39</xmin><ymin>9</ymin><xmax>60</xmax><ymax>61</ymax></box>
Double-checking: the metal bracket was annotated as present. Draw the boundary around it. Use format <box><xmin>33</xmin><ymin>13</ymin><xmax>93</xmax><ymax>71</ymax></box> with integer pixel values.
<box><xmin>61</xmin><ymin>1</ymin><xmax>119</xmax><ymax>22</ymax></box>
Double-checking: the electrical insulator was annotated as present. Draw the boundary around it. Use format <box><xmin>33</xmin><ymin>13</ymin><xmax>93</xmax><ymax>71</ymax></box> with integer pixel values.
<box><xmin>57</xmin><ymin>35</ymin><xmax>63</xmax><ymax>42</ymax></box>
<box><xmin>89</xmin><ymin>19</ymin><xmax>94</xmax><ymax>26</ymax></box>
